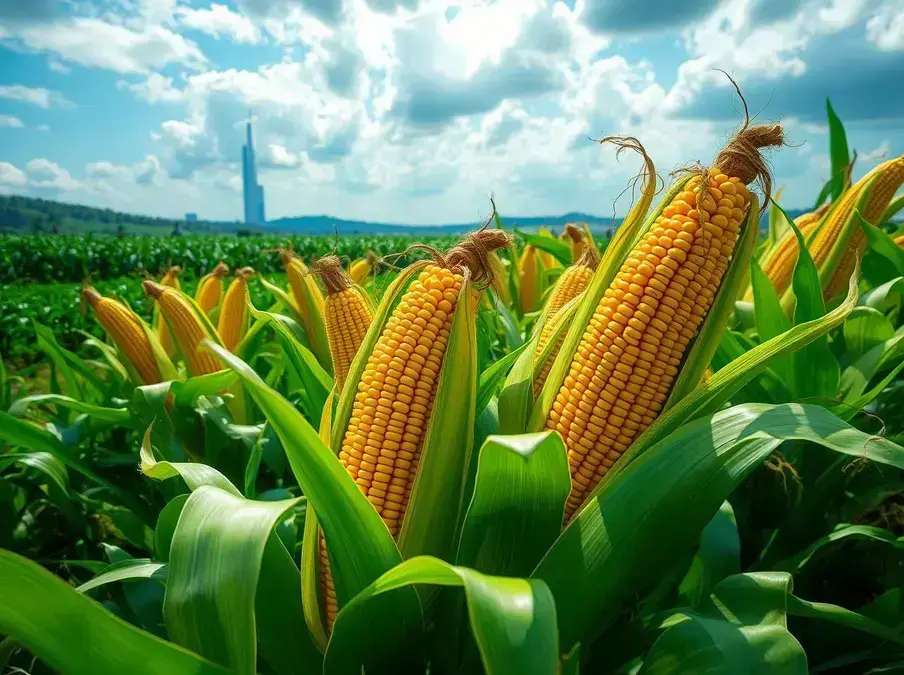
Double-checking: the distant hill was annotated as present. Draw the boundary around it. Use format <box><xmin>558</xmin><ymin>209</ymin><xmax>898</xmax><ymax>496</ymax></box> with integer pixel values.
<box><xmin>0</xmin><ymin>193</ymin><xmax>811</xmax><ymax>237</ymax></box>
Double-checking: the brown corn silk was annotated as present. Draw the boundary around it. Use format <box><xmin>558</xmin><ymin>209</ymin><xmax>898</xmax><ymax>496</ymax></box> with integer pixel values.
<box><xmin>144</xmin><ymin>280</ymin><xmax>222</xmax><ymax>376</ymax></box>
<box><xmin>196</xmin><ymin>262</ymin><xmax>230</xmax><ymax>315</ymax></box>
<box><xmin>82</xmin><ymin>286</ymin><xmax>161</xmax><ymax>385</ymax></box>
<box><xmin>311</xmin><ymin>255</ymin><xmax>374</xmax><ymax>391</ymax></box>
<box><xmin>217</xmin><ymin>267</ymin><xmax>255</xmax><ymax>351</ymax></box>
<box><xmin>158</xmin><ymin>266</ymin><xmax>182</xmax><ymax>356</ymax></box>
<box><xmin>751</xmin><ymin>204</ymin><xmax>829</xmax><ymax>300</ymax></box>
<box><xmin>821</xmin><ymin>155</ymin><xmax>904</xmax><ymax>301</ymax></box>
<box><xmin>547</xmin><ymin>124</ymin><xmax>784</xmax><ymax>521</ymax></box>
<box><xmin>534</xmin><ymin>246</ymin><xmax>601</xmax><ymax>395</ymax></box>
<box><xmin>319</xmin><ymin>229</ymin><xmax>512</xmax><ymax>628</ymax></box>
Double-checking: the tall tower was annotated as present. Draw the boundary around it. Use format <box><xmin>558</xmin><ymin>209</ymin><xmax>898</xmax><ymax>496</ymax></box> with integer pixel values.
<box><xmin>242</xmin><ymin>116</ymin><xmax>266</xmax><ymax>225</ymax></box>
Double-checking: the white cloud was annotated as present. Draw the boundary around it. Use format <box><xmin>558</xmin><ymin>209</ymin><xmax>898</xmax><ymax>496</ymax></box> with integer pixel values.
<box><xmin>10</xmin><ymin>16</ymin><xmax>206</xmax><ymax>73</ymax></box>
<box><xmin>26</xmin><ymin>158</ymin><xmax>83</xmax><ymax>191</ymax></box>
<box><xmin>0</xmin><ymin>115</ymin><xmax>24</xmax><ymax>127</ymax></box>
<box><xmin>0</xmin><ymin>162</ymin><xmax>28</xmax><ymax>188</ymax></box>
<box><xmin>860</xmin><ymin>140</ymin><xmax>891</xmax><ymax>163</ymax></box>
<box><xmin>136</xmin><ymin>154</ymin><xmax>163</xmax><ymax>185</ymax></box>
<box><xmin>866</xmin><ymin>2</ymin><xmax>904</xmax><ymax>51</ymax></box>
<box><xmin>267</xmin><ymin>143</ymin><xmax>300</xmax><ymax>167</ymax></box>
<box><xmin>0</xmin><ymin>84</ymin><xmax>73</xmax><ymax>108</ymax></box>
<box><xmin>120</xmin><ymin>73</ymin><xmax>185</xmax><ymax>103</ymax></box>
<box><xmin>86</xmin><ymin>161</ymin><xmax>131</xmax><ymax>179</ymax></box>
<box><xmin>177</xmin><ymin>3</ymin><xmax>262</xmax><ymax>44</ymax></box>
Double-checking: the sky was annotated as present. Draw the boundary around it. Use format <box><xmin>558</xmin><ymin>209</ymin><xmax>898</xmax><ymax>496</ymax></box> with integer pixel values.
<box><xmin>0</xmin><ymin>0</ymin><xmax>902</xmax><ymax>225</ymax></box>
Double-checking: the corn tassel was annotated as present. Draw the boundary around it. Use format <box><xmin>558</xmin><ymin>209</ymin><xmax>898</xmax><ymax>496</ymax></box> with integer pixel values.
<box><xmin>320</xmin><ymin>229</ymin><xmax>511</xmax><ymax>628</ymax></box>
<box><xmin>217</xmin><ymin>268</ymin><xmax>254</xmax><ymax>351</ymax></box>
<box><xmin>157</xmin><ymin>266</ymin><xmax>182</xmax><ymax>356</ymax></box>
<box><xmin>547</xmin><ymin>124</ymin><xmax>784</xmax><ymax>521</ymax></box>
<box><xmin>821</xmin><ymin>156</ymin><xmax>904</xmax><ymax>300</ymax></box>
<box><xmin>534</xmin><ymin>246</ymin><xmax>601</xmax><ymax>394</ymax></box>
<box><xmin>348</xmin><ymin>250</ymin><xmax>376</xmax><ymax>285</ymax></box>
<box><xmin>195</xmin><ymin>262</ymin><xmax>229</xmax><ymax>315</ymax></box>
<box><xmin>144</xmin><ymin>281</ymin><xmax>222</xmax><ymax>376</ymax></box>
<box><xmin>519</xmin><ymin>244</ymin><xmax>542</xmax><ymax>313</ymax></box>
<box><xmin>747</xmin><ymin>205</ymin><xmax>829</xmax><ymax>301</ymax></box>
<box><xmin>82</xmin><ymin>285</ymin><xmax>162</xmax><ymax>385</ymax></box>
<box><xmin>312</xmin><ymin>255</ymin><xmax>374</xmax><ymax>391</ymax></box>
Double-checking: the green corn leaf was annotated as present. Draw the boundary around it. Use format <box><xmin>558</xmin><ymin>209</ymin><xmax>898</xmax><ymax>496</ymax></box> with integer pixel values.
<box><xmin>0</xmin><ymin>550</ymin><xmax>230</xmax><ymax>675</ymax></box>
<box><xmin>8</xmin><ymin>394</ymin><xmax>130</xmax><ymax>423</ymax></box>
<box><xmin>843</xmin><ymin>306</ymin><xmax>895</xmax><ymax>360</ymax></box>
<box><xmin>827</xmin><ymin>98</ymin><xmax>850</xmax><ymax>202</ymax></box>
<box><xmin>533</xmin><ymin>402</ymin><xmax>904</xmax><ymax>650</ymax></box>
<box><xmin>677</xmin><ymin>501</ymin><xmax>740</xmax><ymax>607</ymax></box>
<box><xmin>750</xmin><ymin>258</ymin><xmax>794</xmax><ymax>389</ymax></box>
<box><xmin>859</xmin><ymin>212</ymin><xmax>904</xmax><ymax>275</ymax></box>
<box><xmin>140</xmin><ymin>426</ymin><xmax>241</xmax><ymax>496</ymax></box>
<box><xmin>770</xmin><ymin>524</ymin><xmax>904</xmax><ymax>574</ymax></box>
<box><xmin>515</xmin><ymin>228</ymin><xmax>573</xmax><ymax>266</ymax></box>
<box><xmin>327</xmin><ymin>556</ymin><xmax>558</xmax><ymax>675</ymax></box>
<box><xmin>78</xmin><ymin>560</ymin><xmax>168</xmax><ymax>593</ymax></box>
<box><xmin>456</xmin><ymin>431</ymin><xmax>571</xmax><ymax>578</ymax></box>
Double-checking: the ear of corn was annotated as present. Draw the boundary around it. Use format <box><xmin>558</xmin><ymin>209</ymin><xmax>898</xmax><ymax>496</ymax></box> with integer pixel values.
<box><xmin>82</xmin><ymin>285</ymin><xmax>170</xmax><ymax>386</ymax></box>
<box><xmin>279</xmin><ymin>249</ymin><xmax>331</xmax><ymax>372</ymax></box>
<box><xmin>533</xmin><ymin>247</ymin><xmax>601</xmax><ymax>394</ymax></box>
<box><xmin>217</xmin><ymin>268</ymin><xmax>254</xmax><ymax>352</ymax></box>
<box><xmin>894</xmin><ymin>234</ymin><xmax>904</xmax><ymax>248</ymax></box>
<box><xmin>144</xmin><ymin>281</ymin><xmax>223</xmax><ymax>377</ymax></box>
<box><xmin>348</xmin><ymin>250</ymin><xmax>377</xmax><ymax>285</ymax></box>
<box><xmin>195</xmin><ymin>262</ymin><xmax>230</xmax><ymax>316</ymax></box>
<box><xmin>518</xmin><ymin>245</ymin><xmax>542</xmax><ymax>313</ymax></box>
<box><xmin>156</xmin><ymin>266</ymin><xmax>182</xmax><ymax>357</ymax></box>
<box><xmin>538</xmin><ymin>124</ymin><xmax>782</xmax><ymax>521</ymax></box>
<box><xmin>819</xmin><ymin>156</ymin><xmax>904</xmax><ymax>301</ymax></box>
<box><xmin>309</xmin><ymin>230</ymin><xmax>509</xmax><ymax>635</ymax></box>
<box><xmin>312</xmin><ymin>255</ymin><xmax>375</xmax><ymax>392</ymax></box>
<box><xmin>744</xmin><ymin>205</ymin><xmax>828</xmax><ymax>302</ymax></box>
<box><xmin>536</xmin><ymin>228</ymin><xmax>560</xmax><ymax>270</ymax></box>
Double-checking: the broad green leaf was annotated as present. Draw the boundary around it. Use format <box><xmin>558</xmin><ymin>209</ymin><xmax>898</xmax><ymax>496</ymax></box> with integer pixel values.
<box><xmin>533</xmin><ymin>402</ymin><xmax>904</xmax><ymax>650</ymax></box>
<box><xmin>140</xmin><ymin>426</ymin><xmax>241</xmax><ymax>497</ymax></box>
<box><xmin>156</xmin><ymin>495</ymin><xmax>189</xmax><ymax>562</ymax></box>
<box><xmin>516</xmin><ymin>228</ymin><xmax>573</xmax><ymax>266</ymax></box>
<box><xmin>0</xmin><ymin>550</ymin><xmax>229</xmax><ymax>675</ymax></box>
<box><xmin>643</xmin><ymin>572</ymin><xmax>807</xmax><ymax>675</ymax></box>
<box><xmin>0</xmin><ymin>452</ymin><xmax>69</xmax><ymax>497</ymax></box>
<box><xmin>860</xmin><ymin>276</ymin><xmax>904</xmax><ymax>314</ymax></box>
<box><xmin>327</xmin><ymin>556</ymin><xmax>558</xmax><ymax>675</ymax></box>
<box><xmin>492</xmin><ymin>289</ymin><xmax>524</xmax><ymax>349</ymax></box>
<box><xmin>771</xmin><ymin>524</ymin><xmax>904</xmax><ymax>573</ymax></box>
<box><xmin>206</xmin><ymin>343</ymin><xmax>423</xmax><ymax>672</ymax></box>
<box><xmin>34</xmin><ymin>321</ymin><xmax>104</xmax><ymax>401</ymax></box>
<box><xmin>78</xmin><ymin>560</ymin><xmax>168</xmax><ymax>593</ymax></box>
<box><xmin>843</xmin><ymin>306</ymin><xmax>894</xmax><ymax>360</ymax></box>
<box><xmin>476</xmin><ymin>343</ymin><xmax>528</xmax><ymax>416</ymax></box>
<box><xmin>677</xmin><ymin>501</ymin><xmax>740</xmax><ymax>607</ymax></box>
<box><xmin>163</xmin><ymin>485</ymin><xmax>306</xmax><ymax>675</ymax></box>
<box><xmin>827</xmin><ymin>98</ymin><xmax>850</xmax><ymax>201</ymax></box>
<box><xmin>840</xmin><ymin>329</ymin><xmax>904</xmax><ymax>401</ymax></box>
<box><xmin>860</xmin><ymin>214</ymin><xmax>904</xmax><ymax>276</ymax></box>
<box><xmin>782</xmin><ymin>204</ymin><xmax>840</xmax><ymax>400</ymax></box>
<box><xmin>457</xmin><ymin>432</ymin><xmax>570</xmax><ymax>577</ymax></box>
<box><xmin>9</xmin><ymin>394</ymin><xmax>130</xmax><ymax>423</ymax></box>
<box><xmin>750</xmin><ymin>258</ymin><xmax>793</xmax><ymax>388</ymax></box>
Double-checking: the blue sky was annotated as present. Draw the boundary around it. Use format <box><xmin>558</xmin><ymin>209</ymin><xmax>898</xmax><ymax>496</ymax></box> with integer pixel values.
<box><xmin>0</xmin><ymin>0</ymin><xmax>902</xmax><ymax>224</ymax></box>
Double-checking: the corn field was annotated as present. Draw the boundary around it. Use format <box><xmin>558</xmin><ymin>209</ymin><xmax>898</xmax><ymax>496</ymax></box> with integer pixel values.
<box><xmin>3</xmin><ymin>104</ymin><xmax>904</xmax><ymax>675</ymax></box>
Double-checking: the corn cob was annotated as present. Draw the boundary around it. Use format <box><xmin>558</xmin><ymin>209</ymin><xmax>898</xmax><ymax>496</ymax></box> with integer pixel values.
<box><xmin>519</xmin><ymin>244</ymin><xmax>541</xmax><ymax>313</ymax></box>
<box><xmin>82</xmin><ymin>286</ymin><xmax>161</xmax><ymax>385</ymax></box>
<box><xmin>348</xmin><ymin>250</ymin><xmax>377</xmax><ymax>285</ymax></box>
<box><xmin>144</xmin><ymin>281</ymin><xmax>222</xmax><ymax>376</ymax></box>
<box><xmin>895</xmin><ymin>234</ymin><xmax>904</xmax><ymax>248</ymax></box>
<box><xmin>312</xmin><ymin>255</ymin><xmax>374</xmax><ymax>391</ymax></box>
<box><xmin>547</xmin><ymin>124</ymin><xmax>784</xmax><ymax>521</ymax></box>
<box><xmin>157</xmin><ymin>266</ymin><xmax>182</xmax><ymax>357</ymax></box>
<box><xmin>534</xmin><ymin>246</ymin><xmax>601</xmax><ymax>395</ymax></box>
<box><xmin>217</xmin><ymin>267</ymin><xmax>254</xmax><ymax>351</ymax></box>
<box><xmin>537</xmin><ymin>227</ymin><xmax>559</xmax><ymax>269</ymax></box>
<box><xmin>751</xmin><ymin>205</ymin><xmax>829</xmax><ymax>300</ymax></box>
<box><xmin>195</xmin><ymin>262</ymin><xmax>230</xmax><ymax>315</ymax></box>
<box><xmin>321</xmin><ymin>229</ymin><xmax>511</xmax><ymax>627</ymax></box>
<box><xmin>563</xmin><ymin>223</ymin><xmax>587</xmax><ymax>262</ymax></box>
<box><xmin>818</xmin><ymin>156</ymin><xmax>904</xmax><ymax>301</ymax></box>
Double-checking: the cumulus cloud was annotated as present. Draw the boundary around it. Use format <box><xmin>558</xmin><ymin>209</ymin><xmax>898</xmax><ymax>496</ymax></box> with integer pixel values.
<box><xmin>867</xmin><ymin>3</ymin><xmax>904</xmax><ymax>51</ymax></box>
<box><xmin>136</xmin><ymin>154</ymin><xmax>164</xmax><ymax>185</ymax></box>
<box><xmin>119</xmin><ymin>73</ymin><xmax>185</xmax><ymax>103</ymax></box>
<box><xmin>0</xmin><ymin>84</ymin><xmax>73</xmax><ymax>108</ymax></box>
<box><xmin>0</xmin><ymin>114</ymin><xmax>24</xmax><ymax>127</ymax></box>
<box><xmin>177</xmin><ymin>3</ymin><xmax>262</xmax><ymax>44</ymax></box>
<box><xmin>7</xmin><ymin>16</ymin><xmax>206</xmax><ymax>73</ymax></box>
<box><xmin>0</xmin><ymin>161</ymin><xmax>28</xmax><ymax>188</ymax></box>
<box><xmin>26</xmin><ymin>158</ymin><xmax>83</xmax><ymax>191</ymax></box>
<box><xmin>266</xmin><ymin>143</ymin><xmax>301</xmax><ymax>167</ymax></box>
